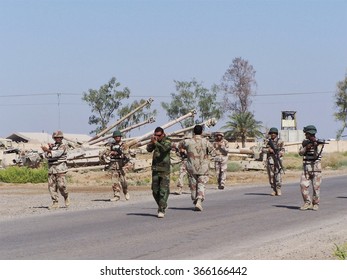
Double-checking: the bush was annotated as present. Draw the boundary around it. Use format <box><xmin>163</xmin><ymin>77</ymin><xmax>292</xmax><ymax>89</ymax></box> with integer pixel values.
<box><xmin>0</xmin><ymin>166</ymin><xmax>48</xmax><ymax>183</ymax></box>
<box><xmin>334</xmin><ymin>243</ymin><xmax>347</xmax><ymax>260</ymax></box>
<box><xmin>227</xmin><ymin>162</ymin><xmax>242</xmax><ymax>172</ymax></box>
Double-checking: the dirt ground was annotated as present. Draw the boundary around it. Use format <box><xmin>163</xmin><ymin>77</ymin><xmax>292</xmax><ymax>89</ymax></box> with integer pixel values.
<box><xmin>1</xmin><ymin>168</ymin><xmax>347</xmax><ymax>260</ymax></box>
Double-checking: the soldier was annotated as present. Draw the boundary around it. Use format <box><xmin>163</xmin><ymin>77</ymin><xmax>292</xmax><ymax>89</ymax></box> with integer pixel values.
<box><xmin>146</xmin><ymin>127</ymin><xmax>172</xmax><ymax>218</ymax></box>
<box><xmin>299</xmin><ymin>125</ymin><xmax>324</xmax><ymax>211</ymax></box>
<box><xmin>41</xmin><ymin>130</ymin><xmax>70</xmax><ymax>210</ymax></box>
<box><xmin>177</xmin><ymin>125</ymin><xmax>213</xmax><ymax>211</ymax></box>
<box><xmin>262</xmin><ymin>127</ymin><xmax>285</xmax><ymax>196</ymax></box>
<box><xmin>212</xmin><ymin>131</ymin><xmax>229</xmax><ymax>190</ymax></box>
<box><xmin>105</xmin><ymin>130</ymin><xmax>131</xmax><ymax>202</ymax></box>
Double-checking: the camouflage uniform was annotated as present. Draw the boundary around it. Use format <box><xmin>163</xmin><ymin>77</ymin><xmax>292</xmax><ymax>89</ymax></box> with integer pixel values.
<box><xmin>175</xmin><ymin>148</ymin><xmax>188</xmax><ymax>194</ymax></box>
<box><xmin>146</xmin><ymin>133</ymin><xmax>172</xmax><ymax>216</ymax></box>
<box><xmin>262</xmin><ymin>130</ymin><xmax>285</xmax><ymax>196</ymax></box>
<box><xmin>105</xmin><ymin>139</ymin><xmax>131</xmax><ymax>201</ymax></box>
<box><xmin>43</xmin><ymin>132</ymin><xmax>69</xmax><ymax>208</ymax></box>
<box><xmin>299</xmin><ymin>125</ymin><xmax>323</xmax><ymax>210</ymax></box>
<box><xmin>178</xmin><ymin>134</ymin><xmax>213</xmax><ymax>207</ymax></box>
<box><xmin>212</xmin><ymin>133</ymin><xmax>229</xmax><ymax>189</ymax></box>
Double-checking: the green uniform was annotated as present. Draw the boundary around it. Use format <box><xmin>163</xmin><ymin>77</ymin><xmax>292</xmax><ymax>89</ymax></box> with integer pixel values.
<box><xmin>146</xmin><ymin>136</ymin><xmax>172</xmax><ymax>214</ymax></box>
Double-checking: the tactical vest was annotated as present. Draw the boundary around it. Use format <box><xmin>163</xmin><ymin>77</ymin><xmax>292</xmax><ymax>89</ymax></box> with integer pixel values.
<box><xmin>302</xmin><ymin>140</ymin><xmax>322</xmax><ymax>162</ymax></box>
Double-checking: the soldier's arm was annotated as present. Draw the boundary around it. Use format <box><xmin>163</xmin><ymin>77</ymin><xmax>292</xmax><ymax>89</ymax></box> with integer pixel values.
<box><xmin>50</xmin><ymin>144</ymin><xmax>67</xmax><ymax>159</ymax></box>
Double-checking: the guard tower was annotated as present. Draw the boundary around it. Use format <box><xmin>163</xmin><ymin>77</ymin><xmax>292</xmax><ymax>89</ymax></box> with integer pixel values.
<box><xmin>281</xmin><ymin>111</ymin><xmax>297</xmax><ymax>130</ymax></box>
<box><xmin>280</xmin><ymin>111</ymin><xmax>304</xmax><ymax>142</ymax></box>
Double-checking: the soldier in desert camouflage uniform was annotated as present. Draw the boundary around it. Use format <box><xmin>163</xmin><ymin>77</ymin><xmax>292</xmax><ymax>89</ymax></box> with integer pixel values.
<box><xmin>146</xmin><ymin>127</ymin><xmax>172</xmax><ymax>218</ymax></box>
<box><xmin>212</xmin><ymin>132</ymin><xmax>229</xmax><ymax>190</ymax></box>
<box><xmin>177</xmin><ymin>125</ymin><xmax>213</xmax><ymax>211</ymax></box>
<box><xmin>41</xmin><ymin>130</ymin><xmax>70</xmax><ymax>210</ymax></box>
<box><xmin>103</xmin><ymin>130</ymin><xmax>132</xmax><ymax>202</ymax></box>
<box><xmin>262</xmin><ymin>127</ymin><xmax>285</xmax><ymax>196</ymax></box>
<box><xmin>299</xmin><ymin>125</ymin><xmax>324</xmax><ymax>211</ymax></box>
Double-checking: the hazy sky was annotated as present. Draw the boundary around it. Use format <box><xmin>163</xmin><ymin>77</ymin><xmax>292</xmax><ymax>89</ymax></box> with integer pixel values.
<box><xmin>0</xmin><ymin>0</ymin><xmax>346</xmax><ymax>139</ymax></box>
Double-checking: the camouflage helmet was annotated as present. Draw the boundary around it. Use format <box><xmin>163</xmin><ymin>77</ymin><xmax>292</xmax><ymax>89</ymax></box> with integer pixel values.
<box><xmin>215</xmin><ymin>131</ymin><xmax>224</xmax><ymax>137</ymax></box>
<box><xmin>52</xmin><ymin>130</ymin><xmax>64</xmax><ymax>138</ymax></box>
<box><xmin>112</xmin><ymin>130</ymin><xmax>122</xmax><ymax>137</ymax></box>
<box><xmin>303</xmin><ymin>125</ymin><xmax>317</xmax><ymax>135</ymax></box>
<box><xmin>268</xmin><ymin>127</ymin><xmax>278</xmax><ymax>134</ymax></box>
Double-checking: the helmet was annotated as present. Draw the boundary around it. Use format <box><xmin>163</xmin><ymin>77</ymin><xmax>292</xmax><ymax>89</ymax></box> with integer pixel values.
<box><xmin>303</xmin><ymin>125</ymin><xmax>317</xmax><ymax>135</ymax></box>
<box><xmin>52</xmin><ymin>130</ymin><xmax>64</xmax><ymax>138</ymax></box>
<box><xmin>268</xmin><ymin>127</ymin><xmax>278</xmax><ymax>134</ymax></box>
<box><xmin>215</xmin><ymin>131</ymin><xmax>224</xmax><ymax>137</ymax></box>
<box><xmin>112</xmin><ymin>130</ymin><xmax>122</xmax><ymax>137</ymax></box>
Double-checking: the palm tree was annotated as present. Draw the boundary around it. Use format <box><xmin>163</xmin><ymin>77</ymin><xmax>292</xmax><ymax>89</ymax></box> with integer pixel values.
<box><xmin>222</xmin><ymin>111</ymin><xmax>263</xmax><ymax>148</ymax></box>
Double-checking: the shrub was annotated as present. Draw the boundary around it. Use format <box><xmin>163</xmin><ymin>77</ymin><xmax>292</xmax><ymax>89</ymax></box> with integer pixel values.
<box><xmin>334</xmin><ymin>243</ymin><xmax>347</xmax><ymax>260</ymax></box>
<box><xmin>0</xmin><ymin>166</ymin><xmax>47</xmax><ymax>183</ymax></box>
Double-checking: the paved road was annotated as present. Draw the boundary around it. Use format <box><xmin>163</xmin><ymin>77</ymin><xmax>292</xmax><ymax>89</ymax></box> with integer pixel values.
<box><xmin>1</xmin><ymin>175</ymin><xmax>347</xmax><ymax>260</ymax></box>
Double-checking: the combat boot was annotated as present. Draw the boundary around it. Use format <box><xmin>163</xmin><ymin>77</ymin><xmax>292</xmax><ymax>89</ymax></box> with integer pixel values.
<box><xmin>175</xmin><ymin>187</ymin><xmax>183</xmax><ymax>195</ymax></box>
<box><xmin>276</xmin><ymin>189</ymin><xmax>282</xmax><ymax>196</ymax></box>
<box><xmin>157</xmin><ymin>212</ymin><xmax>165</xmax><ymax>218</ymax></box>
<box><xmin>312</xmin><ymin>204</ymin><xmax>319</xmax><ymax>211</ymax></box>
<box><xmin>48</xmin><ymin>202</ymin><xmax>59</xmax><ymax>210</ymax></box>
<box><xmin>125</xmin><ymin>193</ymin><xmax>130</xmax><ymax>200</ymax></box>
<box><xmin>300</xmin><ymin>202</ymin><xmax>313</xmax><ymax>211</ymax></box>
<box><xmin>218</xmin><ymin>185</ymin><xmax>225</xmax><ymax>190</ymax></box>
<box><xmin>270</xmin><ymin>191</ymin><xmax>277</xmax><ymax>196</ymax></box>
<box><xmin>194</xmin><ymin>198</ymin><xmax>203</xmax><ymax>211</ymax></box>
<box><xmin>64</xmin><ymin>196</ymin><xmax>70</xmax><ymax>207</ymax></box>
<box><xmin>110</xmin><ymin>195</ymin><xmax>120</xmax><ymax>202</ymax></box>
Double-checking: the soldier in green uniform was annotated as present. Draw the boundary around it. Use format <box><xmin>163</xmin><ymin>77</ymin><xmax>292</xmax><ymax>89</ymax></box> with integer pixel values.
<box><xmin>146</xmin><ymin>127</ymin><xmax>172</xmax><ymax>218</ymax></box>
<box><xmin>41</xmin><ymin>130</ymin><xmax>70</xmax><ymax>210</ymax></box>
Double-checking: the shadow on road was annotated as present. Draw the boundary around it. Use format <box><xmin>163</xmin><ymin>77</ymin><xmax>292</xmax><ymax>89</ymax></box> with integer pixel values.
<box><xmin>92</xmin><ymin>199</ymin><xmax>111</xmax><ymax>202</ymax></box>
<box><xmin>127</xmin><ymin>213</ymin><xmax>158</xmax><ymax>217</ymax></box>
<box><xmin>169</xmin><ymin>206</ymin><xmax>194</xmax><ymax>211</ymax></box>
<box><xmin>337</xmin><ymin>196</ymin><xmax>347</xmax><ymax>199</ymax></box>
<box><xmin>273</xmin><ymin>204</ymin><xmax>301</xmax><ymax>210</ymax></box>
<box><xmin>244</xmin><ymin>192</ymin><xmax>271</xmax><ymax>196</ymax></box>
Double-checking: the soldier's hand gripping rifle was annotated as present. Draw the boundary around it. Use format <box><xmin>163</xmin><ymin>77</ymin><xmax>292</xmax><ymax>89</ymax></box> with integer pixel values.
<box><xmin>268</xmin><ymin>139</ymin><xmax>285</xmax><ymax>174</ymax></box>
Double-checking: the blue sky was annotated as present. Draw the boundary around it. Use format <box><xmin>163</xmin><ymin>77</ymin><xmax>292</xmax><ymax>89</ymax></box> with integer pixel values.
<box><xmin>0</xmin><ymin>0</ymin><xmax>346</xmax><ymax>139</ymax></box>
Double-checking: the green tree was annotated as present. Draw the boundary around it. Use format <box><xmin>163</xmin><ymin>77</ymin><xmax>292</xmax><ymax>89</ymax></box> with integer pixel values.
<box><xmin>82</xmin><ymin>77</ymin><xmax>130</xmax><ymax>134</ymax></box>
<box><xmin>161</xmin><ymin>79</ymin><xmax>222</xmax><ymax>128</ymax></box>
<box><xmin>221</xmin><ymin>111</ymin><xmax>263</xmax><ymax>148</ymax></box>
<box><xmin>334</xmin><ymin>73</ymin><xmax>347</xmax><ymax>139</ymax></box>
<box><xmin>221</xmin><ymin>57</ymin><xmax>257</xmax><ymax>114</ymax></box>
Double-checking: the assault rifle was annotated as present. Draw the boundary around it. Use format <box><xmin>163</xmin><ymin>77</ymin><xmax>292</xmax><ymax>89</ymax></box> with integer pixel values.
<box><xmin>267</xmin><ymin>139</ymin><xmax>285</xmax><ymax>174</ymax></box>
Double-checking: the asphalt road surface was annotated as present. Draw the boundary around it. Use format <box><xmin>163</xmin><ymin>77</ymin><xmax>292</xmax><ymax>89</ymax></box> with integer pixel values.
<box><xmin>1</xmin><ymin>175</ymin><xmax>347</xmax><ymax>260</ymax></box>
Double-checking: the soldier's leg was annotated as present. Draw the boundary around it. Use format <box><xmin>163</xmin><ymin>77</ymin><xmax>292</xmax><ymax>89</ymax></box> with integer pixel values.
<box><xmin>48</xmin><ymin>174</ymin><xmax>59</xmax><ymax>209</ymax></box>
<box><xmin>57</xmin><ymin>173</ymin><xmax>69</xmax><ymax>207</ymax></box>
<box><xmin>189</xmin><ymin>173</ymin><xmax>198</xmax><ymax>202</ymax></box>
<box><xmin>157</xmin><ymin>172</ymin><xmax>170</xmax><ymax>214</ymax></box>
<box><xmin>48</xmin><ymin>174</ymin><xmax>59</xmax><ymax>203</ymax></box>
<box><xmin>312</xmin><ymin>172</ymin><xmax>322</xmax><ymax>206</ymax></box>
<box><xmin>275</xmin><ymin>172</ymin><xmax>282</xmax><ymax>195</ymax></box>
<box><xmin>267</xmin><ymin>164</ymin><xmax>275</xmax><ymax>190</ymax></box>
<box><xmin>196</xmin><ymin>175</ymin><xmax>208</xmax><ymax>202</ymax></box>
<box><xmin>299</xmin><ymin>171</ymin><xmax>313</xmax><ymax>210</ymax></box>
<box><xmin>175</xmin><ymin>163</ymin><xmax>185</xmax><ymax>194</ymax></box>
<box><xmin>119</xmin><ymin>170</ymin><xmax>128</xmax><ymax>194</ymax></box>
<box><xmin>219</xmin><ymin>160</ymin><xmax>227</xmax><ymax>189</ymax></box>
<box><xmin>215</xmin><ymin>161</ymin><xmax>222</xmax><ymax>188</ymax></box>
<box><xmin>151</xmin><ymin>171</ymin><xmax>160</xmax><ymax>207</ymax></box>
<box><xmin>111</xmin><ymin>171</ymin><xmax>121</xmax><ymax>201</ymax></box>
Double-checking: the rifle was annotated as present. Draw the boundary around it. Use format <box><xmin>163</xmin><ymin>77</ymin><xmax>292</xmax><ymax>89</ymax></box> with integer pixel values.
<box><xmin>267</xmin><ymin>139</ymin><xmax>285</xmax><ymax>175</ymax></box>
